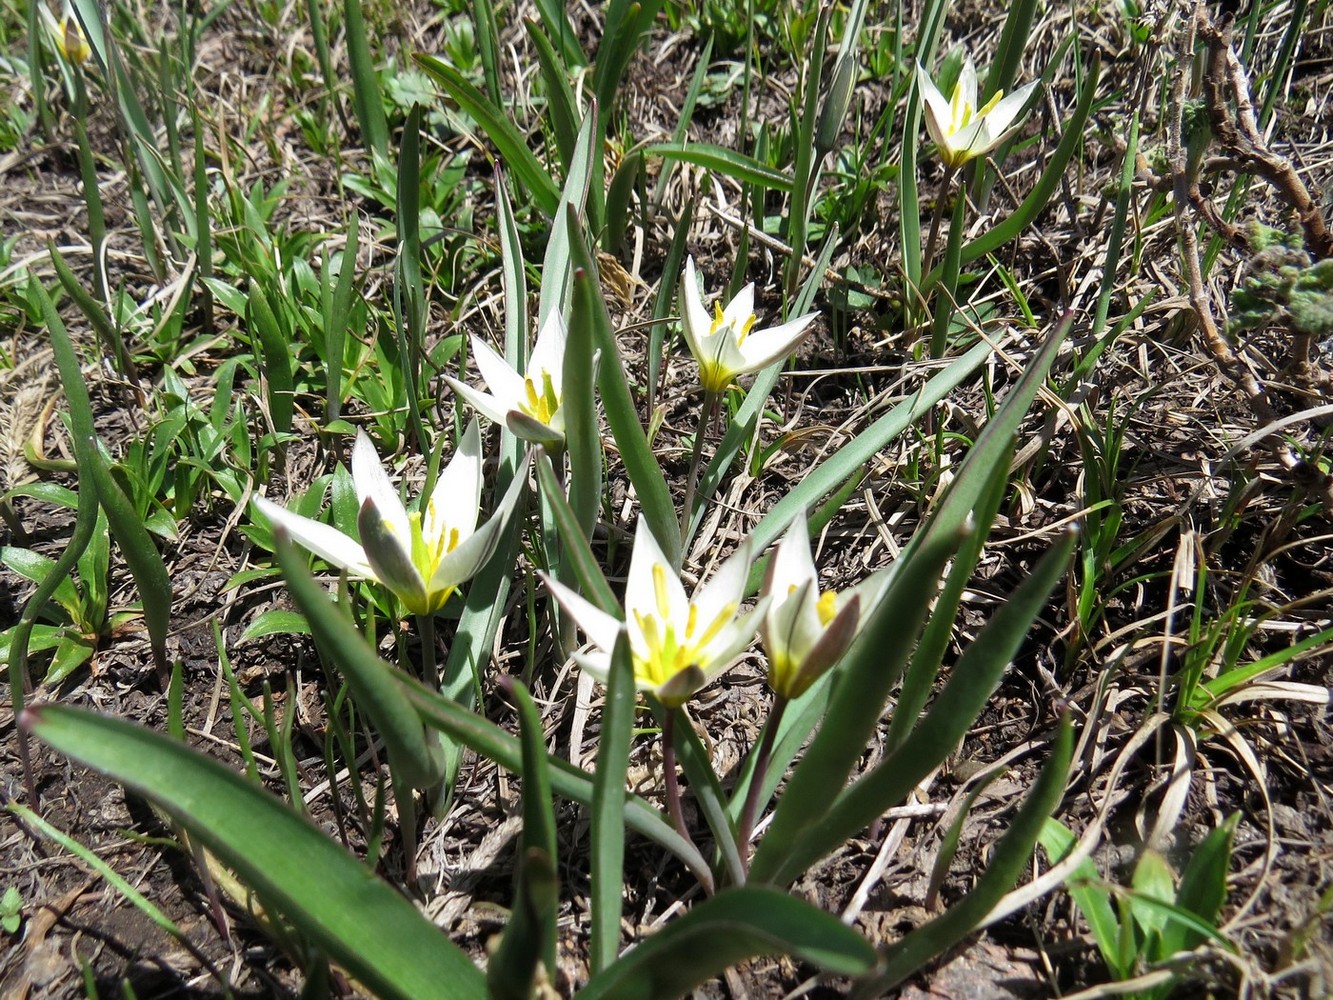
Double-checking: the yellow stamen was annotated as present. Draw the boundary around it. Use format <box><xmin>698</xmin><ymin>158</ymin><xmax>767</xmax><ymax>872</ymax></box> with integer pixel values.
<box><xmin>652</xmin><ymin>564</ymin><xmax>672</xmax><ymax>621</ymax></box>
<box><xmin>816</xmin><ymin>590</ymin><xmax>838</xmax><ymax>627</ymax></box>
<box><xmin>710</xmin><ymin>301</ymin><xmax>725</xmax><ymax>335</ymax></box>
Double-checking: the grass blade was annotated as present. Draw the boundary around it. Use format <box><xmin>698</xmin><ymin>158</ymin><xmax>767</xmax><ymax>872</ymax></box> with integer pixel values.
<box><xmin>590</xmin><ymin>632</ymin><xmax>634</xmax><ymax>973</ymax></box>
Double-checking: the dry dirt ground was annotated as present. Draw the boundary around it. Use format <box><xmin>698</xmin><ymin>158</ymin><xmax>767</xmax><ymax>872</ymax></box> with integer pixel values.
<box><xmin>2</xmin><ymin>0</ymin><xmax>1333</xmax><ymax>997</ymax></box>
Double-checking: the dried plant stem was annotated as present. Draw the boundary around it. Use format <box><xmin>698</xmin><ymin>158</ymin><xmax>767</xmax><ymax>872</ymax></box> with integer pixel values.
<box><xmin>1170</xmin><ymin>3</ymin><xmax>1333</xmax><ymax>508</ymax></box>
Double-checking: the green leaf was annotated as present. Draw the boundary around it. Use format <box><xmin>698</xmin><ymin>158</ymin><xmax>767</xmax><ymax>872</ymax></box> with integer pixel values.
<box><xmin>239</xmin><ymin>609</ymin><xmax>311</xmax><ymax>642</ymax></box>
<box><xmin>246</xmin><ymin>278</ymin><xmax>295</xmax><ymax>436</ymax></box>
<box><xmin>22</xmin><ymin>706</ymin><xmax>485</xmax><ymax>1000</ymax></box>
<box><xmin>1164</xmin><ymin>812</ymin><xmax>1237</xmax><ymax>955</ymax></box>
<box><xmin>414</xmin><ymin>54</ymin><xmax>561</xmax><ymax>217</ymax></box>
<box><xmin>488</xmin><ymin>679</ymin><xmax>559</xmax><ymax>996</ymax></box>
<box><xmin>637</xmin><ymin>142</ymin><xmax>793</xmax><ymax>192</ymax></box>
<box><xmin>578</xmin><ymin>887</ymin><xmax>877</xmax><ymax>1000</ymax></box>
<box><xmin>849</xmin><ymin>718</ymin><xmax>1075</xmax><ymax>997</ymax></box>
<box><xmin>1</xmin><ymin>547</ymin><xmax>82</xmax><ymax>620</ymax></box>
<box><xmin>84</xmin><ymin>443</ymin><xmax>174</xmax><ymax>679</ymax></box>
<box><xmin>1039</xmin><ymin>818</ymin><xmax>1127</xmax><ymax>978</ymax></box>
<box><xmin>564</xmin><ymin>212</ymin><xmax>679</xmax><ymax>567</ymax></box>
<box><xmin>590</xmin><ymin>632</ymin><xmax>635</xmax><ymax>973</ymax></box>
<box><xmin>766</xmin><ymin>530</ymin><xmax>1076</xmax><ymax>887</ymax></box>
<box><xmin>535</xmin><ymin>451</ymin><xmax>619</xmax><ymax>614</ymax></box>
<box><xmin>275</xmin><ymin>538</ymin><xmax>445</xmax><ymax>790</ymax></box>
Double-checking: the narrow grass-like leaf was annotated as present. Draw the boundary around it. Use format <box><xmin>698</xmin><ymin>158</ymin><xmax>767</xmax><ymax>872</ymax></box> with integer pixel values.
<box><xmin>647</xmin><ymin>201</ymin><xmax>693</xmax><ymax>415</ymax></box>
<box><xmin>564</xmin><ymin>211</ymin><xmax>679</xmax><ymax>567</ymax></box>
<box><xmin>397</xmin><ymin>674</ymin><xmax>709</xmax><ymax>874</ymax></box>
<box><xmin>1039</xmin><ymin>818</ymin><xmax>1126</xmax><ymax>977</ymax></box>
<box><xmin>323</xmin><ymin>212</ymin><xmax>360</xmax><ymax>423</ymax></box>
<box><xmin>526</xmin><ymin>19</ymin><xmax>581</xmax><ymax>170</ymax></box>
<box><xmin>48</xmin><ymin>247</ymin><xmax>134</xmax><ymax>400</ymax></box>
<box><xmin>886</xmin><ymin>444</ymin><xmax>1014</xmax><ymax>754</ymax></box>
<box><xmin>536</xmin><ymin>453</ymin><xmax>618</xmax><ymax>614</ymax></box>
<box><xmin>666</xmin><ymin>700</ymin><xmax>745</xmax><ymax>887</ymax></box>
<box><xmin>415</xmin><ymin>55</ymin><xmax>561</xmax><ymax>217</ymax></box>
<box><xmin>22</xmin><ymin>705</ymin><xmax>485</xmax><ymax>1000</ymax></box>
<box><xmin>530</xmin><ymin>0</ymin><xmax>584</xmax><ymax>71</ymax></box>
<box><xmin>590</xmin><ymin>631</ymin><xmax>634</xmax><ymax>973</ymax></box>
<box><xmin>472</xmin><ymin>0</ymin><xmax>502</xmax><ymax>106</ymax></box>
<box><xmin>395</xmin><ymin>104</ymin><xmax>427</xmax><ymax>455</ymax></box>
<box><xmin>246</xmin><ymin>279</ymin><xmax>294</xmax><ymax>436</ymax></box>
<box><xmin>344</xmin><ymin>0</ymin><xmax>387</xmax><ymax>156</ymax></box>
<box><xmin>743</xmin><ymin>339</ymin><xmax>992</xmax><ymax>567</ymax></box>
<box><xmin>565</xmin><ymin>247</ymin><xmax>604</xmax><ymax>538</ymax></box>
<box><xmin>849</xmin><ymin>718</ymin><xmax>1074</xmax><ymax>997</ymax></box>
<box><xmin>83</xmin><ymin>445</ymin><xmax>172</xmax><ymax>681</ymax></box>
<box><xmin>1090</xmin><ymin>112</ymin><xmax>1138</xmax><ymax>343</ymax></box>
<box><xmin>276</xmin><ymin>538</ymin><xmax>445</xmax><ymax>790</ymax></box>
<box><xmin>636</xmin><ymin>142</ymin><xmax>792</xmax><ymax>191</ymax></box>
<box><xmin>579</xmin><ymin>887</ymin><xmax>878</xmax><ymax>999</ymax></box>
<box><xmin>540</xmin><ymin>104</ymin><xmax>597</xmax><ymax>326</ymax></box>
<box><xmin>768</xmin><ymin>530</ymin><xmax>1076</xmax><ymax>887</ymax></box>
<box><xmin>488</xmin><ymin>679</ymin><xmax>558</xmax><ymax>993</ymax></box>
<box><xmin>928</xmin><ymin>192</ymin><xmax>967</xmax><ymax>358</ymax></box>
<box><xmin>783</xmin><ymin>4</ymin><xmax>830</xmax><ymax>298</ymax></box>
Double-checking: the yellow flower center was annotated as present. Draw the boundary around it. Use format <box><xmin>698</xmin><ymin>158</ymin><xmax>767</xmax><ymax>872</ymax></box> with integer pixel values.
<box><xmin>631</xmin><ymin>564</ymin><xmax>737</xmax><ymax>687</ymax></box>
<box><xmin>520</xmin><ymin>369</ymin><xmax>560</xmax><ymax>425</ymax></box>
<box><xmin>816</xmin><ymin>589</ymin><xmax>838</xmax><ymax>626</ymax></box>
<box><xmin>409</xmin><ymin>509</ymin><xmax>461</xmax><ymax>582</ymax></box>
<box><xmin>710</xmin><ymin>302</ymin><xmax>758</xmax><ymax>346</ymax></box>
<box><xmin>948</xmin><ymin>82</ymin><xmax>1003</xmax><ymax>135</ymax></box>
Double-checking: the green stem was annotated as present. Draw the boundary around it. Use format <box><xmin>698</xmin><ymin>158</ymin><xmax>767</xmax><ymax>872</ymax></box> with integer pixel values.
<box><xmin>418</xmin><ymin>613</ymin><xmax>438</xmax><ymax>693</ymax></box>
<box><xmin>662</xmin><ymin>708</ymin><xmax>713</xmax><ymax>893</ymax></box>
<box><xmin>679</xmin><ymin>389</ymin><xmax>720</xmax><ymax>552</ymax></box>
<box><xmin>736</xmin><ymin>694</ymin><xmax>787</xmax><ymax>872</ymax></box>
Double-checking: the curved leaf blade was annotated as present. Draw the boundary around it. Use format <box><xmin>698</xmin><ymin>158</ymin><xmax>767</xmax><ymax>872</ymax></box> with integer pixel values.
<box><xmin>22</xmin><ymin>705</ymin><xmax>486</xmax><ymax>1000</ymax></box>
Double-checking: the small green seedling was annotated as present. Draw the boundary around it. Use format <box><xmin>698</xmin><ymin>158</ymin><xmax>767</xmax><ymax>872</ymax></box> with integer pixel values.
<box><xmin>1</xmin><ymin>885</ymin><xmax>21</xmax><ymax>934</ymax></box>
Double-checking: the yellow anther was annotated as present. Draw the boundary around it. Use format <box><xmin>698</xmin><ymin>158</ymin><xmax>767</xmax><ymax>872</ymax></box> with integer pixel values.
<box><xmin>816</xmin><ymin>590</ymin><xmax>838</xmax><ymax>626</ymax></box>
<box><xmin>652</xmin><ymin>564</ymin><xmax>672</xmax><ymax>620</ymax></box>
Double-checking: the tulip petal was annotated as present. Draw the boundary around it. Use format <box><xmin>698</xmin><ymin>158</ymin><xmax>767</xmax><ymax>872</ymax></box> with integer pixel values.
<box><xmin>984</xmin><ymin>80</ymin><xmax>1038</xmax><ymax>136</ymax></box>
<box><xmin>443</xmin><ymin>374</ymin><xmax>510</xmax><ymax>428</ymax></box>
<box><xmin>352</xmin><ymin>431</ymin><xmax>413</xmax><ymax>553</ymax></box>
<box><xmin>624</xmin><ymin>517</ymin><xmax>690</xmax><ymax>633</ymax></box>
<box><xmin>358</xmin><ymin>497</ymin><xmax>430</xmax><ymax>612</ymax></box>
<box><xmin>723</xmin><ymin>283</ymin><xmax>756</xmax><ymax>330</ymax></box>
<box><xmin>527</xmin><ymin>312</ymin><xmax>568</xmax><ymax>391</ymax></box>
<box><xmin>426</xmin><ymin>444</ymin><xmax>528</xmax><ymax>594</ymax></box>
<box><xmin>425</xmin><ymin>419</ymin><xmax>484</xmax><ymax>543</ymax></box>
<box><xmin>734</xmin><ymin>312</ymin><xmax>817</xmax><ymax>374</ymax></box>
<box><xmin>253</xmin><ymin>495</ymin><xmax>376</xmax><ymax>579</ymax></box>
<box><xmin>542</xmin><ymin>573</ymin><xmax>625</xmax><ymax>653</ymax></box>
<box><xmin>470</xmin><ymin>337</ymin><xmax>528</xmax><ymax>411</ymax></box>
<box><xmin>680</xmin><ymin>258</ymin><xmax>713</xmax><ymax>362</ymax></box>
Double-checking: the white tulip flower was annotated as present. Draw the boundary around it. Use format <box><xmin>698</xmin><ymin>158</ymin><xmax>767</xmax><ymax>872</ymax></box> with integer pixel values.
<box><xmin>443</xmin><ymin>313</ymin><xmax>568</xmax><ymax>447</ymax></box>
<box><xmin>543</xmin><ymin>516</ymin><xmax>768</xmax><ymax>708</ymax></box>
<box><xmin>680</xmin><ymin>258</ymin><xmax>817</xmax><ymax>394</ymax></box>
<box><xmin>759</xmin><ymin>511</ymin><xmax>882</xmax><ymax>700</ymax></box>
<box><xmin>253</xmin><ymin>421</ymin><xmax>526</xmax><ymax>615</ymax></box>
<box><xmin>916</xmin><ymin>57</ymin><xmax>1037</xmax><ymax>169</ymax></box>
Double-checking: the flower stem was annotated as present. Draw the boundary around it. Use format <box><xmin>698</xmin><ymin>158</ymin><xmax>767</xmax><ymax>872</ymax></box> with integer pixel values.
<box><xmin>418</xmin><ymin>613</ymin><xmax>438</xmax><ymax>693</ymax></box>
<box><xmin>737</xmin><ymin>694</ymin><xmax>788</xmax><ymax>870</ymax></box>
<box><xmin>661</xmin><ymin>709</ymin><xmax>689</xmax><ymax>840</ymax></box>
<box><xmin>921</xmin><ymin>164</ymin><xmax>957</xmax><ymax>281</ymax></box>
<box><xmin>680</xmin><ymin>389</ymin><xmax>720</xmax><ymax>552</ymax></box>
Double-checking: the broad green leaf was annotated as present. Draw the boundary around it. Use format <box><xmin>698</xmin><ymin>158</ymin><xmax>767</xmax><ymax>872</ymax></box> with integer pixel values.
<box><xmin>344</xmin><ymin>0</ymin><xmax>388</xmax><ymax>156</ymax></box>
<box><xmin>245</xmin><ymin>279</ymin><xmax>294</xmax><ymax>436</ymax></box>
<box><xmin>526</xmin><ymin>21</ymin><xmax>580</xmax><ymax>169</ymax></box>
<box><xmin>1166</xmin><ymin>811</ymin><xmax>1236</xmax><ymax>955</ymax></box>
<box><xmin>578</xmin><ymin>887</ymin><xmax>877</xmax><ymax>1000</ymax></box>
<box><xmin>535</xmin><ymin>451</ymin><xmax>619</xmax><ymax>614</ymax></box>
<box><xmin>22</xmin><ymin>705</ymin><xmax>485</xmax><ymax>1000</ymax></box>
<box><xmin>539</xmin><ymin>102</ymin><xmax>596</xmax><ymax>325</ymax></box>
<box><xmin>1</xmin><ymin>547</ymin><xmax>82</xmax><ymax>620</ymax></box>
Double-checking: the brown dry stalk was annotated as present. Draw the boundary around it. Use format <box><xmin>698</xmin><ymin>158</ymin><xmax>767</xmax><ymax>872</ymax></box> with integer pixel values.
<box><xmin>1199</xmin><ymin>13</ymin><xmax>1333</xmax><ymax>261</ymax></box>
<box><xmin>1168</xmin><ymin>3</ymin><xmax>1333</xmax><ymax>509</ymax></box>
